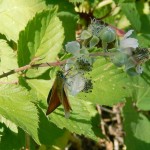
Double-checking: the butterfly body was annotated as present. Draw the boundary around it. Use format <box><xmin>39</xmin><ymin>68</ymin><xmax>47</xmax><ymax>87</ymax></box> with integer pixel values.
<box><xmin>46</xmin><ymin>71</ymin><xmax>72</xmax><ymax>118</ymax></box>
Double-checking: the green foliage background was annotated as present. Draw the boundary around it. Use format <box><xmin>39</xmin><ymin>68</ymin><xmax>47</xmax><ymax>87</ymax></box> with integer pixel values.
<box><xmin>0</xmin><ymin>0</ymin><xmax>150</xmax><ymax>149</ymax></box>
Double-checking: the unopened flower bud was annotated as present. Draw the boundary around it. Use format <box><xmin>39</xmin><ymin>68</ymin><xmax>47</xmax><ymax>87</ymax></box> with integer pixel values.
<box><xmin>99</xmin><ymin>26</ymin><xmax>116</xmax><ymax>43</ymax></box>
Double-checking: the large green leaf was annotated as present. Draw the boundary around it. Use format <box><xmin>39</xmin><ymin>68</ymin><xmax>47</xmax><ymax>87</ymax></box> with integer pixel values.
<box><xmin>18</xmin><ymin>9</ymin><xmax>64</xmax><ymax>66</ymax></box>
<box><xmin>48</xmin><ymin>97</ymin><xmax>101</xmax><ymax>141</ymax></box>
<box><xmin>26</xmin><ymin>79</ymin><xmax>53</xmax><ymax>103</ymax></box>
<box><xmin>120</xmin><ymin>3</ymin><xmax>141</xmax><ymax>32</ymax></box>
<box><xmin>0</xmin><ymin>115</ymin><xmax>18</xmax><ymax>133</ymax></box>
<box><xmin>140</xmin><ymin>14</ymin><xmax>150</xmax><ymax>34</ymax></box>
<box><xmin>123</xmin><ymin>99</ymin><xmax>150</xmax><ymax>149</ymax></box>
<box><xmin>36</xmin><ymin>107</ymin><xmax>66</xmax><ymax>145</ymax></box>
<box><xmin>137</xmin><ymin>34</ymin><xmax>150</xmax><ymax>48</ymax></box>
<box><xmin>26</xmin><ymin>79</ymin><xmax>71</xmax><ymax>145</ymax></box>
<box><xmin>47</xmin><ymin>0</ymin><xmax>77</xmax><ymax>45</ymax></box>
<box><xmin>0</xmin><ymin>0</ymin><xmax>46</xmax><ymax>42</ymax></box>
<box><xmin>78</xmin><ymin>58</ymin><xmax>131</xmax><ymax>105</ymax></box>
<box><xmin>0</xmin><ymin>85</ymin><xmax>39</xmax><ymax>144</ymax></box>
<box><xmin>131</xmin><ymin>61</ymin><xmax>150</xmax><ymax>110</ymax></box>
<box><xmin>47</xmin><ymin>0</ymin><xmax>75</xmax><ymax>13</ymax></box>
<box><xmin>133</xmin><ymin>114</ymin><xmax>150</xmax><ymax>143</ymax></box>
<box><xmin>0</xmin><ymin>40</ymin><xmax>18</xmax><ymax>82</ymax></box>
<box><xmin>69</xmin><ymin>0</ymin><xmax>84</xmax><ymax>4</ymax></box>
<box><xmin>18</xmin><ymin>9</ymin><xmax>64</xmax><ymax>77</ymax></box>
<box><xmin>0</xmin><ymin>126</ymin><xmax>25</xmax><ymax>150</ymax></box>
<box><xmin>27</xmin><ymin>79</ymin><xmax>103</xmax><ymax>141</ymax></box>
<box><xmin>58</xmin><ymin>11</ymin><xmax>77</xmax><ymax>46</ymax></box>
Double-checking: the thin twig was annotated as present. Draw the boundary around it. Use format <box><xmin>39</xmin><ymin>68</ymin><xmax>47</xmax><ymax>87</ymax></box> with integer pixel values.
<box><xmin>0</xmin><ymin>60</ymin><xmax>66</xmax><ymax>79</ymax></box>
<box><xmin>0</xmin><ymin>52</ymin><xmax>113</xmax><ymax>79</ymax></box>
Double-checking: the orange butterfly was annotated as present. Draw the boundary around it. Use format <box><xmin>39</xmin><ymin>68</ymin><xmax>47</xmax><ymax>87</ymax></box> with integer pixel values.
<box><xmin>46</xmin><ymin>71</ymin><xmax>72</xmax><ymax>118</ymax></box>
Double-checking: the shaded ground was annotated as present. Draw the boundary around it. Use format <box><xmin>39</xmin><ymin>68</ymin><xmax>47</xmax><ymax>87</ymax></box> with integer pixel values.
<box><xmin>68</xmin><ymin>103</ymin><xmax>126</xmax><ymax>150</ymax></box>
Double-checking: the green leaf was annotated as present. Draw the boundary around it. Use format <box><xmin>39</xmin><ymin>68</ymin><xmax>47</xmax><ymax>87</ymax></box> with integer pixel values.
<box><xmin>123</xmin><ymin>99</ymin><xmax>150</xmax><ymax>149</ymax></box>
<box><xmin>69</xmin><ymin>0</ymin><xmax>84</xmax><ymax>4</ymax></box>
<box><xmin>0</xmin><ymin>0</ymin><xmax>46</xmax><ymax>42</ymax></box>
<box><xmin>133</xmin><ymin>114</ymin><xmax>150</xmax><ymax>143</ymax></box>
<box><xmin>26</xmin><ymin>79</ymin><xmax>53</xmax><ymax>104</ymax></box>
<box><xmin>78</xmin><ymin>58</ymin><xmax>131</xmax><ymax>105</ymax></box>
<box><xmin>20</xmin><ymin>78</ymin><xmax>68</xmax><ymax>145</ymax></box>
<box><xmin>58</xmin><ymin>11</ymin><xmax>77</xmax><ymax>45</ymax></box>
<box><xmin>0</xmin><ymin>85</ymin><xmax>40</xmax><ymax>144</ymax></box>
<box><xmin>120</xmin><ymin>3</ymin><xmax>141</xmax><ymax>32</ymax></box>
<box><xmin>137</xmin><ymin>34</ymin><xmax>150</xmax><ymax>48</ymax></box>
<box><xmin>80</xmin><ymin>30</ymin><xmax>92</xmax><ymax>40</ymax></box>
<box><xmin>93</xmin><ymin>4</ymin><xmax>111</xmax><ymax>19</ymax></box>
<box><xmin>48</xmin><ymin>0</ymin><xmax>76</xmax><ymax>13</ymax></box>
<box><xmin>26</xmin><ymin>78</ymin><xmax>103</xmax><ymax>141</ymax></box>
<box><xmin>0</xmin><ymin>127</ymin><xmax>25</xmax><ymax>150</ymax></box>
<box><xmin>131</xmin><ymin>61</ymin><xmax>150</xmax><ymax>110</ymax></box>
<box><xmin>0</xmin><ymin>40</ymin><xmax>18</xmax><ymax>82</ymax></box>
<box><xmin>65</xmin><ymin>41</ymin><xmax>80</xmax><ymax>56</ymax></box>
<box><xmin>47</xmin><ymin>97</ymin><xmax>102</xmax><ymax>141</ymax></box>
<box><xmin>140</xmin><ymin>14</ymin><xmax>150</xmax><ymax>34</ymax></box>
<box><xmin>36</xmin><ymin>106</ymin><xmax>66</xmax><ymax>145</ymax></box>
<box><xmin>0</xmin><ymin>115</ymin><xmax>18</xmax><ymax>133</ymax></box>
<box><xmin>25</xmin><ymin>67</ymin><xmax>50</xmax><ymax>78</ymax></box>
<box><xmin>18</xmin><ymin>9</ymin><xmax>64</xmax><ymax>68</ymax></box>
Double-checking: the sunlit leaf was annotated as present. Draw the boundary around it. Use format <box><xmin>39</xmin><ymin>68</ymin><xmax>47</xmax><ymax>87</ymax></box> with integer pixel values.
<box><xmin>121</xmin><ymin>3</ymin><xmax>141</xmax><ymax>32</ymax></box>
<box><xmin>0</xmin><ymin>115</ymin><xmax>18</xmax><ymax>133</ymax></box>
<box><xmin>123</xmin><ymin>99</ymin><xmax>150</xmax><ymax>149</ymax></box>
<box><xmin>0</xmin><ymin>85</ymin><xmax>40</xmax><ymax>144</ymax></box>
<box><xmin>0</xmin><ymin>40</ymin><xmax>18</xmax><ymax>82</ymax></box>
<box><xmin>130</xmin><ymin>61</ymin><xmax>150</xmax><ymax>110</ymax></box>
<box><xmin>65</xmin><ymin>41</ymin><xmax>80</xmax><ymax>56</ymax></box>
<box><xmin>0</xmin><ymin>0</ymin><xmax>46</xmax><ymax>42</ymax></box>
<box><xmin>47</xmin><ymin>96</ymin><xmax>102</xmax><ymax>141</ymax></box>
<box><xmin>78</xmin><ymin>58</ymin><xmax>131</xmax><ymax>105</ymax></box>
<box><xmin>18</xmin><ymin>9</ymin><xmax>64</xmax><ymax>68</ymax></box>
<box><xmin>27</xmin><ymin>78</ymin><xmax>103</xmax><ymax>141</ymax></box>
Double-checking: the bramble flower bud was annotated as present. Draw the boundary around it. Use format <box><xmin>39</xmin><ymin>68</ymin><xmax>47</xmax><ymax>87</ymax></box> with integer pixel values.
<box><xmin>111</xmin><ymin>52</ymin><xmax>128</xmax><ymax>67</ymax></box>
<box><xmin>89</xmin><ymin>35</ymin><xmax>99</xmax><ymax>47</ymax></box>
<box><xmin>65</xmin><ymin>41</ymin><xmax>80</xmax><ymax>56</ymax></box>
<box><xmin>136</xmin><ymin>65</ymin><xmax>143</xmax><ymax>74</ymax></box>
<box><xmin>99</xmin><ymin>26</ymin><xmax>116</xmax><ymax>43</ymax></box>
<box><xmin>80</xmin><ymin>30</ymin><xmax>92</xmax><ymax>40</ymax></box>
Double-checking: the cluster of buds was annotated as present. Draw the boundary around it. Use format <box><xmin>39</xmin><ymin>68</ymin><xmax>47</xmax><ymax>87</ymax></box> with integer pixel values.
<box><xmin>111</xmin><ymin>30</ymin><xmax>149</xmax><ymax>75</ymax></box>
<box><xmin>63</xmin><ymin>19</ymin><xmax>149</xmax><ymax>96</ymax></box>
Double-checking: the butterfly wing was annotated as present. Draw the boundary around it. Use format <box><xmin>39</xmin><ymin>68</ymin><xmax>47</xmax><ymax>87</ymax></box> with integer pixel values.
<box><xmin>46</xmin><ymin>79</ymin><xmax>61</xmax><ymax>115</ymax></box>
<box><xmin>60</xmin><ymin>84</ymin><xmax>72</xmax><ymax>118</ymax></box>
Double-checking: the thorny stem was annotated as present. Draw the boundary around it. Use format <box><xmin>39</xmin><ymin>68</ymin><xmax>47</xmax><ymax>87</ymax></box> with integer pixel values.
<box><xmin>0</xmin><ymin>52</ymin><xmax>113</xmax><ymax>80</ymax></box>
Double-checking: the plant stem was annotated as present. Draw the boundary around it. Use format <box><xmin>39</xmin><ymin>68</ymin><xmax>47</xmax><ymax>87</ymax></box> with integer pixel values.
<box><xmin>25</xmin><ymin>133</ymin><xmax>30</xmax><ymax>150</ymax></box>
<box><xmin>0</xmin><ymin>52</ymin><xmax>113</xmax><ymax>79</ymax></box>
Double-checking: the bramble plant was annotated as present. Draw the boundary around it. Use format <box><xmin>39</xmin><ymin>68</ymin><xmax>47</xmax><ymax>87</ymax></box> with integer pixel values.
<box><xmin>0</xmin><ymin>0</ymin><xmax>150</xmax><ymax>149</ymax></box>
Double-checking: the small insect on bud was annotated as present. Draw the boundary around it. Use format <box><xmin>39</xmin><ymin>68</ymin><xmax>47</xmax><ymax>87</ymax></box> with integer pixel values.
<box><xmin>82</xmin><ymin>79</ymin><xmax>93</xmax><ymax>93</ymax></box>
<box><xmin>76</xmin><ymin>57</ymin><xmax>93</xmax><ymax>72</ymax></box>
